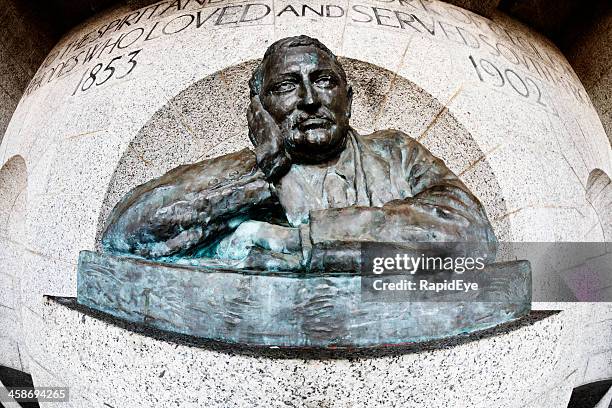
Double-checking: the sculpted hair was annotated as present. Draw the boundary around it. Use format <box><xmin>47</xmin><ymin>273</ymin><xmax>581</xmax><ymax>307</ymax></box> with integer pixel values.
<box><xmin>249</xmin><ymin>35</ymin><xmax>347</xmax><ymax>97</ymax></box>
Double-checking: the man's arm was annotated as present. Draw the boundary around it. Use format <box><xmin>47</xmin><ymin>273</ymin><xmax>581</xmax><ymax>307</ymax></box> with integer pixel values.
<box><xmin>101</xmin><ymin>148</ymin><xmax>275</xmax><ymax>259</ymax></box>
<box><xmin>304</xmin><ymin>132</ymin><xmax>497</xmax><ymax>271</ymax></box>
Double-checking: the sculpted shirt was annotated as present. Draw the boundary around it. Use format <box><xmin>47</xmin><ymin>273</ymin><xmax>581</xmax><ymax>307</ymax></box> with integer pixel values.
<box><xmin>102</xmin><ymin>128</ymin><xmax>496</xmax><ymax>270</ymax></box>
<box><xmin>274</xmin><ymin>129</ymin><xmax>497</xmax><ymax>270</ymax></box>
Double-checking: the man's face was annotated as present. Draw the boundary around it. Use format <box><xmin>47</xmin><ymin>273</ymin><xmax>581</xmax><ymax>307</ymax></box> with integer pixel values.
<box><xmin>260</xmin><ymin>45</ymin><xmax>352</xmax><ymax>163</ymax></box>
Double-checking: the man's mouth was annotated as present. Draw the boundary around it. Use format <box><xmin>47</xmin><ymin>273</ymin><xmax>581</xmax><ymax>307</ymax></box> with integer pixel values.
<box><xmin>296</xmin><ymin>118</ymin><xmax>332</xmax><ymax>131</ymax></box>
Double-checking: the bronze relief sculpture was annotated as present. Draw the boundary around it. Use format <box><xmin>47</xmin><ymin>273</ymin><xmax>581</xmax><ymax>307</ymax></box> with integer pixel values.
<box><xmin>101</xmin><ymin>36</ymin><xmax>496</xmax><ymax>271</ymax></box>
<box><xmin>78</xmin><ymin>36</ymin><xmax>529</xmax><ymax>348</ymax></box>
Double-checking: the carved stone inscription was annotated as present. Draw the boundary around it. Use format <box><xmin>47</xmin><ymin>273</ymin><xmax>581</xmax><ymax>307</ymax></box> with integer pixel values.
<box><xmin>26</xmin><ymin>0</ymin><xmax>589</xmax><ymax>111</ymax></box>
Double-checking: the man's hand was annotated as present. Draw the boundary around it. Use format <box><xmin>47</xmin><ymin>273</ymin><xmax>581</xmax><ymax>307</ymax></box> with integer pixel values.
<box><xmin>247</xmin><ymin>95</ymin><xmax>291</xmax><ymax>180</ymax></box>
<box><xmin>215</xmin><ymin>220</ymin><xmax>303</xmax><ymax>270</ymax></box>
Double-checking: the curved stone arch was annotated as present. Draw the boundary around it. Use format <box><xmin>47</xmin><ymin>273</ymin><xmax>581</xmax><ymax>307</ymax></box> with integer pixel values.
<box><xmin>0</xmin><ymin>155</ymin><xmax>28</xmax><ymax>371</ymax></box>
<box><xmin>0</xmin><ymin>155</ymin><xmax>28</xmax><ymax>245</ymax></box>
<box><xmin>586</xmin><ymin>168</ymin><xmax>612</xmax><ymax>242</ymax></box>
<box><xmin>96</xmin><ymin>59</ymin><xmax>512</xmax><ymax>246</ymax></box>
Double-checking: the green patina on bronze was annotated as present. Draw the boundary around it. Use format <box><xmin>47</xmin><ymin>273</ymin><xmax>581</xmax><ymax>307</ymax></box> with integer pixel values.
<box><xmin>100</xmin><ymin>36</ymin><xmax>497</xmax><ymax>270</ymax></box>
<box><xmin>78</xmin><ymin>36</ymin><xmax>528</xmax><ymax>347</ymax></box>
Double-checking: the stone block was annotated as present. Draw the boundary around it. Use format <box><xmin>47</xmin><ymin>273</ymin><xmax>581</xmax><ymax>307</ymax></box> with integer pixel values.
<box><xmin>25</xmin><ymin>192</ymin><xmax>100</xmax><ymax>261</ymax></box>
<box><xmin>38</xmin><ymin>297</ymin><xmax>572</xmax><ymax>408</ymax></box>
<box><xmin>273</xmin><ymin>0</ymin><xmax>347</xmax><ymax>53</ymax></box>
<box><xmin>20</xmin><ymin>251</ymin><xmax>76</xmax><ymax>315</ymax></box>
<box><xmin>0</xmin><ymin>336</ymin><xmax>21</xmax><ymax>371</ymax></box>
<box><xmin>0</xmin><ymin>271</ymin><xmax>16</xmax><ymax>309</ymax></box>
<box><xmin>583</xmin><ymin>350</ymin><xmax>612</xmax><ymax>385</ymax></box>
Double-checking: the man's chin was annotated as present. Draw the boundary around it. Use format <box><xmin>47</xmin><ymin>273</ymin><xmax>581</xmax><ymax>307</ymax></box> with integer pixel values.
<box><xmin>287</xmin><ymin>129</ymin><xmax>347</xmax><ymax>163</ymax></box>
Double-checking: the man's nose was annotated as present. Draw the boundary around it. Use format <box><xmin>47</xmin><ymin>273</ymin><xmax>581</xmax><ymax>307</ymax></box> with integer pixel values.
<box><xmin>297</xmin><ymin>82</ymin><xmax>320</xmax><ymax>111</ymax></box>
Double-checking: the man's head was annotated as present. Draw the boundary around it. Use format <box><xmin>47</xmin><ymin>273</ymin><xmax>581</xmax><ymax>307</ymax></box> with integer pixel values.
<box><xmin>249</xmin><ymin>36</ymin><xmax>353</xmax><ymax>164</ymax></box>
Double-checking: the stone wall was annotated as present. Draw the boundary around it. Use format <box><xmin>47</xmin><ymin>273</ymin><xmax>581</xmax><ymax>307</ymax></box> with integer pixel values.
<box><xmin>0</xmin><ymin>0</ymin><xmax>610</xmax><ymax>403</ymax></box>
<box><xmin>566</xmin><ymin>8</ymin><xmax>612</xmax><ymax>144</ymax></box>
<box><xmin>34</xmin><ymin>299</ymin><xmax>612</xmax><ymax>407</ymax></box>
<box><xmin>0</xmin><ymin>156</ymin><xmax>27</xmax><ymax>372</ymax></box>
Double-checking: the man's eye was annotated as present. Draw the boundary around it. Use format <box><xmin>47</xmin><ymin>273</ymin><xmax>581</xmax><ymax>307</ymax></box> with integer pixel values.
<box><xmin>315</xmin><ymin>76</ymin><xmax>335</xmax><ymax>88</ymax></box>
<box><xmin>272</xmin><ymin>81</ymin><xmax>297</xmax><ymax>93</ymax></box>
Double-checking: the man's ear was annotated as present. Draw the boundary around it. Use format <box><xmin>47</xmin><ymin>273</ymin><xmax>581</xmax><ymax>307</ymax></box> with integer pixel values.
<box><xmin>346</xmin><ymin>85</ymin><xmax>353</xmax><ymax>119</ymax></box>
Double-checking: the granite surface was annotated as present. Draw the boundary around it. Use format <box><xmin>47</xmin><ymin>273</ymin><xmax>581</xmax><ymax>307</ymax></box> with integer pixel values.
<box><xmin>0</xmin><ymin>0</ymin><xmax>610</xmax><ymax>405</ymax></box>
<box><xmin>33</xmin><ymin>297</ymin><xmax>612</xmax><ymax>408</ymax></box>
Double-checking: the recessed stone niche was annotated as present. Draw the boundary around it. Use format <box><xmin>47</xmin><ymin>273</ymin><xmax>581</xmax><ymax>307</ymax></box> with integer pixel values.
<box><xmin>95</xmin><ymin>58</ymin><xmax>511</xmax><ymax>248</ymax></box>
<box><xmin>0</xmin><ymin>0</ymin><xmax>610</xmax><ymax>406</ymax></box>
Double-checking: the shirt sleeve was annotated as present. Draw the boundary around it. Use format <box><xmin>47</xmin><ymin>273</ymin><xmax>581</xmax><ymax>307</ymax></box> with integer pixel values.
<box><xmin>101</xmin><ymin>148</ymin><xmax>274</xmax><ymax>259</ymax></box>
